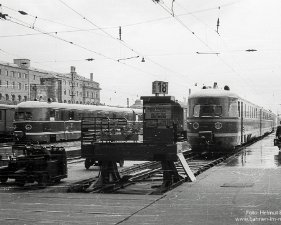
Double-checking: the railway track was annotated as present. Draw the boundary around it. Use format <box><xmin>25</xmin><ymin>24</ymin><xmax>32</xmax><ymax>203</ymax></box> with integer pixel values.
<box><xmin>68</xmin><ymin>135</ymin><xmax>266</xmax><ymax>195</ymax></box>
<box><xmin>67</xmin><ymin>152</ymin><xmax>228</xmax><ymax>194</ymax></box>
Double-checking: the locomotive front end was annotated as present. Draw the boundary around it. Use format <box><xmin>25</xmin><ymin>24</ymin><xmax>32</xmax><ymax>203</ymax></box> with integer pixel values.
<box><xmin>187</xmin><ymin>88</ymin><xmax>240</xmax><ymax>154</ymax></box>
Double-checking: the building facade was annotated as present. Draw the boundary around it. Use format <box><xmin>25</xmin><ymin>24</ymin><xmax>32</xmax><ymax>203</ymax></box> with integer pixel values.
<box><xmin>0</xmin><ymin>59</ymin><xmax>101</xmax><ymax>105</ymax></box>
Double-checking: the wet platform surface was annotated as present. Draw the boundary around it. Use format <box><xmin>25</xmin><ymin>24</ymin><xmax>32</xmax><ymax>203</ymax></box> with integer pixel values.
<box><xmin>1</xmin><ymin>134</ymin><xmax>281</xmax><ymax>224</ymax></box>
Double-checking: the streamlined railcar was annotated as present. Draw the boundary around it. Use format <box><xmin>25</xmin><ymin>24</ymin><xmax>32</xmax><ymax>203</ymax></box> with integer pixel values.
<box><xmin>13</xmin><ymin>101</ymin><xmax>142</xmax><ymax>143</ymax></box>
<box><xmin>187</xmin><ymin>86</ymin><xmax>276</xmax><ymax>153</ymax></box>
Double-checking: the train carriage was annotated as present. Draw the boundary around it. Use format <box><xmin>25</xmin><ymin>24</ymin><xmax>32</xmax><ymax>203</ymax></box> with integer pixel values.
<box><xmin>13</xmin><ymin>100</ymin><xmax>142</xmax><ymax>143</ymax></box>
<box><xmin>0</xmin><ymin>104</ymin><xmax>16</xmax><ymax>142</ymax></box>
<box><xmin>187</xmin><ymin>85</ymin><xmax>276</xmax><ymax>153</ymax></box>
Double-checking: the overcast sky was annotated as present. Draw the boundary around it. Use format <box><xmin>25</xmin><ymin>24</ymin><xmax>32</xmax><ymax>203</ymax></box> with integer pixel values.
<box><xmin>1</xmin><ymin>0</ymin><xmax>281</xmax><ymax>111</ymax></box>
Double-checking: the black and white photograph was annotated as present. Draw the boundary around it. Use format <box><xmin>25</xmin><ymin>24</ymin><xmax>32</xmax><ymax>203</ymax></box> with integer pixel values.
<box><xmin>1</xmin><ymin>0</ymin><xmax>281</xmax><ymax>224</ymax></box>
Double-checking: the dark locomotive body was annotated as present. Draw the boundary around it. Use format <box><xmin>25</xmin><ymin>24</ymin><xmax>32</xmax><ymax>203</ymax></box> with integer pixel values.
<box><xmin>13</xmin><ymin>101</ymin><xmax>142</xmax><ymax>144</ymax></box>
<box><xmin>187</xmin><ymin>87</ymin><xmax>276</xmax><ymax>153</ymax></box>
<box><xmin>0</xmin><ymin>104</ymin><xmax>15</xmax><ymax>142</ymax></box>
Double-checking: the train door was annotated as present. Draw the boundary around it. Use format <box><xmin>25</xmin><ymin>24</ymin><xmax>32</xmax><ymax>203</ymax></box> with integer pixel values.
<box><xmin>241</xmin><ymin>102</ymin><xmax>244</xmax><ymax>144</ymax></box>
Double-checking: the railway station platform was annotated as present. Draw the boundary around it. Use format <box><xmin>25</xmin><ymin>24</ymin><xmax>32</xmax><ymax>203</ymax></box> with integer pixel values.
<box><xmin>122</xmin><ymin>133</ymin><xmax>281</xmax><ymax>225</ymax></box>
<box><xmin>1</xmin><ymin>134</ymin><xmax>281</xmax><ymax>224</ymax></box>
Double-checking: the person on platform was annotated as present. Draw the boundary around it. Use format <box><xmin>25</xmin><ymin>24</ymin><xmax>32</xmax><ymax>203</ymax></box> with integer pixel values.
<box><xmin>275</xmin><ymin>122</ymin><xmax>281</xmax><ymax>150</ymax></box>
<box><xmin>276</xmin><ymin>122</ymin><xmax>281</xmax><ymax>139</ymax></box>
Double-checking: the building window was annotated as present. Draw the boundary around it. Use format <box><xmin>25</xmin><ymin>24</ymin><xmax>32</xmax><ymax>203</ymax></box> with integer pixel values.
<box><xmin>18</xmin><ymin>82</ymin><xmax>21</xmax><ymax>90</ymax></box>
<box><xmin>18</xmin><ymin>72</ymin><xmax>21</xmax><ymax>78</ymax></box>
<box><xmin>5</xmin><ymin>94</ymin><xmax>9</xmax><ymax>100</ymax></box>
<box><xmin>25</xmin><ymin>84</ymin><xmax>28</xmax><ymax>90</ymax></box>
<box><xmin>12</xmin><ymin>82</ymin><xmax>15</xmax><ymax>89</ymax></box>
<box><xmin>11</xmin><ymin>71</ymin><xmax>15</xmax><ymax>77</ymax></box>
<box><xmin>64</xmin><ymin>90</ymin><xmax>66</xmax><ymax>95</ymax></box>
<box><xmin>0</xmin><ymin>80</ymin><xmax>1</xmax><ymax>86</ymax></box>
<box><xmin>18</xmin><ymin>95</ymin><xmax>22</xmax><ymax>101</ymax></box>
<box><xmin>24</xmin><ymin>96</ymin><xmax>27</xmax><ymax>101</ymax></box>
<box><xmin>0</xmin><ymin>93</ymin><xmax>2</xmax><ymax>100</ymax></box>
<box><xmin>6</xmin><ymin>71</ymin><xmax>8</xmax><ymax>76</ymax></box>
<box><xmin>6</xmin><ymin>81</ymin><xmax>8</xmax><ymax>88</ymax></box>
<box><xmin>76</xmin><ymin>91</ymin><xmax>78</xmax><ymax>96</ymax></box>
<box><xmin>0</xmin><ymin>69</ymin><xmax>1</xmax><ymax>75</ymax></box>
<box><xmin>23</xmin><ymin>73</ymin><xmax>27</xmax><ymax>79</ymax></box>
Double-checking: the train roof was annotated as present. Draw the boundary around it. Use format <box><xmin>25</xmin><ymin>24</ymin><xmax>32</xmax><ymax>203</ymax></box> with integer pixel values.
<box><xmin>15</xmin><ymin>101</ymin><xmax>142</xmax><ymax>114</ymax></box>
<box><xmin>0</xmin><ymin>104</ymin><xmax>16</xmax><ymax>109</ymax></box>
<box><xmin>188</xmin><ymin>88</ymin><xmax>274</xmax><ymax>113</ymax></box>
<box><xmin>188</xmin><ymin>89</ymin><xmax>240</xmax><ymax>99</ymax></box>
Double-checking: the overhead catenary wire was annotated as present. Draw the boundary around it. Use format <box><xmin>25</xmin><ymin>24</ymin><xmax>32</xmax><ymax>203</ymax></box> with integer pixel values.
<box><xmin>153</xmin><ymin>0</ymin><xmax>260</xmax><ymax>99</ymax></box>
<box><xmin>57</xmin><ymin>0</ymin><xmax>197</xmax><ymax>87</ymax></box>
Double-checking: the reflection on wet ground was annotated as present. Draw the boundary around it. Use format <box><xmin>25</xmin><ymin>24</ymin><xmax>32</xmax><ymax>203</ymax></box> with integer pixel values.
<box><xmin>226</xmin><ymin>134</ymin><xmax>281</xmax><ymax>168</ymax></box>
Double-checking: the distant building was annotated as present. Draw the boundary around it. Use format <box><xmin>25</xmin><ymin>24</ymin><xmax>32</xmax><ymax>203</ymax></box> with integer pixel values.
<box><xmin>130</xmin><ymin>99</ymin><xmax>142</xmax><ymax>109</ymax></box>
<box><xmin>0</xmin><ymin>59</ymin><xmax>101</xmax><ymax>105</ymax></box>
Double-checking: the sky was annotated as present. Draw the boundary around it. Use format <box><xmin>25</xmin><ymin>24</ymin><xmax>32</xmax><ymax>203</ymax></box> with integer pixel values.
<box><xmin>1</xmin><ymin>0</ymin><xmax>281</xmax><ymax>112</ymax></box>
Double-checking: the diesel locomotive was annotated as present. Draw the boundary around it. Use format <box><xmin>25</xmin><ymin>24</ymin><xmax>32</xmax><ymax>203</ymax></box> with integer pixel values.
<box><xmin>13</xmin><ymin>100</ymin><xmax>142</xmax><ymax>143</ymax></box>
<box><xmin>187</xmin><ymin>85</ymin><xmax>276</xmax><ymax>153</ymax></box>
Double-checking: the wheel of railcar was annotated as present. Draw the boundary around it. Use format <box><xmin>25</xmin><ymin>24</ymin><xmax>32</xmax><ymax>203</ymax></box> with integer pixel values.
<box><xmin>119</xmin><ymin>160</ymin><xmax>124</xmax><ymax>167</ymax></box>
<box><xmin>38</xmin><ymin>174</ymin><xmax>48</xmax><ymax>188</ymax></box>
<box><xmin>0</xmin><ymin>176</ymin><xmax>8</xmax><ymax>184</ymax></box>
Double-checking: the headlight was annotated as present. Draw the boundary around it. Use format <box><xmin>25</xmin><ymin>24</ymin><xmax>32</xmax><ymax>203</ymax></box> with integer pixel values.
<box><xmin>215</xmin><ymin>122</ymin><xmax>222</xmax><ymax>129</ymax></box>
<box><xmin>25</xmin><ymin>124</ymin><xmax>32</xmax><ymax>130</ymax></box>
<box><xmin>193</xmin><ymin>122</ymin><xmax>199</xmax><ymax>129</ymax></box>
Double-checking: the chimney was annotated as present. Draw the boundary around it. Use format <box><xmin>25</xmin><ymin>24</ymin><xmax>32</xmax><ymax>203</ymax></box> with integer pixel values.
<box><xmin>14</xmin><ymin>59</ymin><xmax>30</xmax><ymax>68</ymax></box>
<box><xmin>90</xmin><ymin>73</ymin><xmax>93</xmax><ymax>81</ymax></box>
<box><xmin>70</xmin><ymin>66</ymin><xmax>76</xmax><ymax>73</ymax></box>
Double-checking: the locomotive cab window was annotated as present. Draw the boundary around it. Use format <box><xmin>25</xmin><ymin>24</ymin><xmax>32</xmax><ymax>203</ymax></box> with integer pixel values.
<box><xmin>15</xmin><ymin>112</ymin><xmax>32</xmax><ymax>121</ymax></box>
<box><xmin>26</xmin><ymin>112</ymin><xmax>32</xmax><ymax>120</ymax></box>
<box><xmin>193</xmin><ymin>105</ymin><xmax>222</xmax><ymax>117</ymax></box>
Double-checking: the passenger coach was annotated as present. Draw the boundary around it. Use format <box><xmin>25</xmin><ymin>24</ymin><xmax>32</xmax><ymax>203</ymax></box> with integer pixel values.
<box><xmin>0</xmin><ymin>104</ymin><xmax>15</xmax><ymax>142</ymax></box>
<box><xmin>187</xmin><ymin>85</ymin><xmax>276</xmax><ymax>153</ymax></box>
<box><xmin>13</xmin><ymin>100</ymin><xmax>142</xmax><ymax>143</ymax></box>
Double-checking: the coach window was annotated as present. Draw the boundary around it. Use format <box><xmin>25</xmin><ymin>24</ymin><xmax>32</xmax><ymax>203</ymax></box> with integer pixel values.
<box><xmin>238</xmin><ymin>102</ymin><xmax>241</xmax><ymax>117</ymax></box>
<box><xmin>69</xmin><ymin>111</ymin><xmax>74</xmax><ymax>120</ymax></box>
<box><xmin>50</xmin><ymin>109</ymin><xmax>55</xmax><ymax>121</ymax></box>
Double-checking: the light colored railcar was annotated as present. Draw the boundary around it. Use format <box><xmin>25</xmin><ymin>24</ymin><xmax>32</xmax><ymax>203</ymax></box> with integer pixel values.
<box><xmin>187</xmin><ymin>86</ymin><xmax>276</xmax><ymax>153</ymax></box>
<box><xmin>13</xmin><ymin>101</ymin><xmax>142</xmax><ymax>143</ymax></box>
